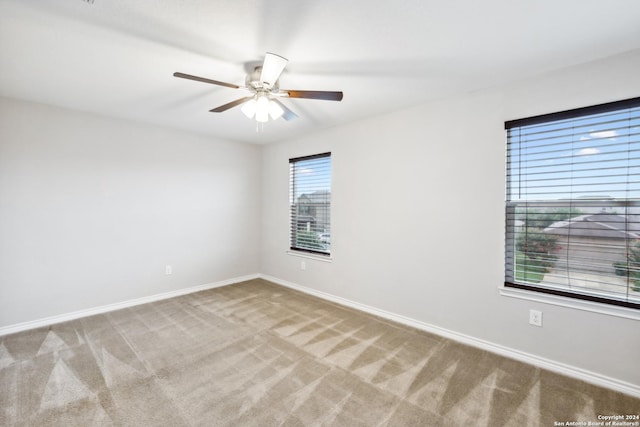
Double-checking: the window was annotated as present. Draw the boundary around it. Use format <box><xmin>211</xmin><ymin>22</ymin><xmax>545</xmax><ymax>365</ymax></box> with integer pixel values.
<box><xmin>505</xmin><ymin>97</ymin><xmax>640</xmax><ymax>309</ymax></box>
<box><xmin>289</xmin><ymin>153</ymin><xmax>331</xmax><ymax>255</ymax></box>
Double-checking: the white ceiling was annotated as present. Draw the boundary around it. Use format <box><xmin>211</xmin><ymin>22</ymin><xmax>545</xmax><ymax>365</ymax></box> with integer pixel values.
<box><xmin>1</xmin><ymin>0</ymin><xmax>640</xmax><ymax>145</ymax></box>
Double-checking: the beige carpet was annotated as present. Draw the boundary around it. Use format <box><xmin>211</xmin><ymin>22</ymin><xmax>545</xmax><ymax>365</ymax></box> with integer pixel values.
<box><xmin>0</xmin><ymin>279</ymin><xmax>637</xmax><ymax>426</ymax></box>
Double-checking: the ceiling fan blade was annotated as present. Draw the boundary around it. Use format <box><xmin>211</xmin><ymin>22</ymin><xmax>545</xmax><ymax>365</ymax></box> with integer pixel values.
<box><xmin>209</xmin><ymin>96</ymin><xmax>253</xmax><ymax>113</ymax></box>
<box><xmin>271</xmin><ymin>99</ymin><xmax>298</xmax><ymax>121</ymax></box>
<box><xmin>173</xmin><ymin>72</ymin><xmax>240</xmax><ymax>89</ymax></box>
<box><xmin>282</xmin><ymin>90</ymin><xmax>343</xmax><ymax>101</ymax></box>
<box><xmin>260</xmin><ymin>53</ymin><xmax>288</xmax><ymax>87</ymax></box>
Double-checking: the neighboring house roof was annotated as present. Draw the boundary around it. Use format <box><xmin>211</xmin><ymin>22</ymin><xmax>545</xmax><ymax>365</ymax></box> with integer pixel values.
<box><xmin>298</xmin><ymin>190</ymin><xmax>331</xmax><ymax>204</ymax></box>
<box><xmin>544</xmin><ymin>214</ymin><xmax>640</xmax><ymax>239</ymax></box>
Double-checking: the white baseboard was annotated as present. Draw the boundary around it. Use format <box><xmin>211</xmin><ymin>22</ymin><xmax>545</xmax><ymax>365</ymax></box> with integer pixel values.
<box><xmin>260</xmin><ymin>274</ymin><xmax>640</xmax><ymax>399</ymax></box>
<box><xmin>0</xmin><ymin>273</ymin><xmax>260</xmax><ymax>337</ymax></box>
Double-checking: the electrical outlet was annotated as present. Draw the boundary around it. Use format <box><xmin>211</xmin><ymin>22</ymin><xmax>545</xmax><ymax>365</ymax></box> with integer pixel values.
<box><xmin>165</xmin><ymin>265</ymin><xmax>172</xmax><ymax>275</ymax></box>
<box><xmin>301</xmin><ymin>261</ymin><xmax>306</xmax><ymax>271</ymax></box>
<box><xmin>529</xmin><ymin>309</ymin><xmax>542</xmax><ymax>327</ymax></box>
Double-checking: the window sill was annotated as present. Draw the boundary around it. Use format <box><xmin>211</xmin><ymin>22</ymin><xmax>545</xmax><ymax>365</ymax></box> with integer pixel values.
<box><xmin>499</xmin><ymin>286</ymin><xmax>640</xmax><ymax>321</ymax></box>
<box><xmin>286</xmin><ymin>250</ymin><xmax>333</xmax><ymax>263</ymax></box>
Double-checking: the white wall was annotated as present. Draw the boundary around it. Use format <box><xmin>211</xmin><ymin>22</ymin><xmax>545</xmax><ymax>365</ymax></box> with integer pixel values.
<box><xmin>0</xmin><ymin>97</ymin><xmax>261</xmax><ymax>327</ymax></box>
<box><xmin>1</xmin><ymin>49</ymin><xmax>638</xmax><ymax>390</ymax></box>
<box><xmin>261</xmin><ymin>49</ymin><xmax>640</xmax><ymax>387</ymax></box>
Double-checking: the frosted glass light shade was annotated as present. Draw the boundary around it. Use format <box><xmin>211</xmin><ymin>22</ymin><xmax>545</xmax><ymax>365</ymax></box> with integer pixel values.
<box><xmin>255</xmin><ymin>95</ymin><xmax>270</xmax><ymax>123</ymax></box>
<box><xmin>241</xmin><ymin>99</ymin><xmax>257</xmax><ymax>118</ymax></box>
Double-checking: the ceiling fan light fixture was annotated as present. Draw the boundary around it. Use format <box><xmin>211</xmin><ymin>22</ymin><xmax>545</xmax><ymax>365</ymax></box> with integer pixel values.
<box><xmin>255</xmin><ymin>95</ymin><xmax>270</xmax><ymax>123</ymax></box>
<box><xmin>241</xmin><ymin>98</ymin><xmax>257</xmax><ymax>119</ymax></box>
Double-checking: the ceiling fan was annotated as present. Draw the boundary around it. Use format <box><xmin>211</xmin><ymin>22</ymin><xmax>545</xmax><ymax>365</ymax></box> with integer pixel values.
<box><xmin>174</xmin><ymin>53</ymin><xmax>343</xmax><ymax>124</ymax></box>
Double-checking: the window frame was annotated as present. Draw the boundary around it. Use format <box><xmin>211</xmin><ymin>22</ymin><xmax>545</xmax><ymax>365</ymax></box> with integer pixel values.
<box><xmin>289</xmin><ymin>152</ymin><xmax>332</xmax><ymax>257</ymax></box>
<box><xmin>504</xmin><ymin>97</ymin><xmax>640</xmax><ymax>310</ymax></box>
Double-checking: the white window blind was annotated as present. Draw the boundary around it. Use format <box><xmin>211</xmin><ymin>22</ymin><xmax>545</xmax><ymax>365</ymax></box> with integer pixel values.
<box><xmin>289</xmin><ymin>153</ymin><xmax>331</xmax><ymax>255</ymax></box>
<box><xmin>505</xmin><ymin>97</ymin><xmax>640</xmax><ymax>309</ymax></box>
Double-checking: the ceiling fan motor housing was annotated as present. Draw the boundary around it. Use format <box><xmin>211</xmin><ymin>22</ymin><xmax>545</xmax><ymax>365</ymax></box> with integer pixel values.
<box><xmin>246</xmin><ymin>66</ymin><xmax>279</xmax><ymax>92</ymax></box>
